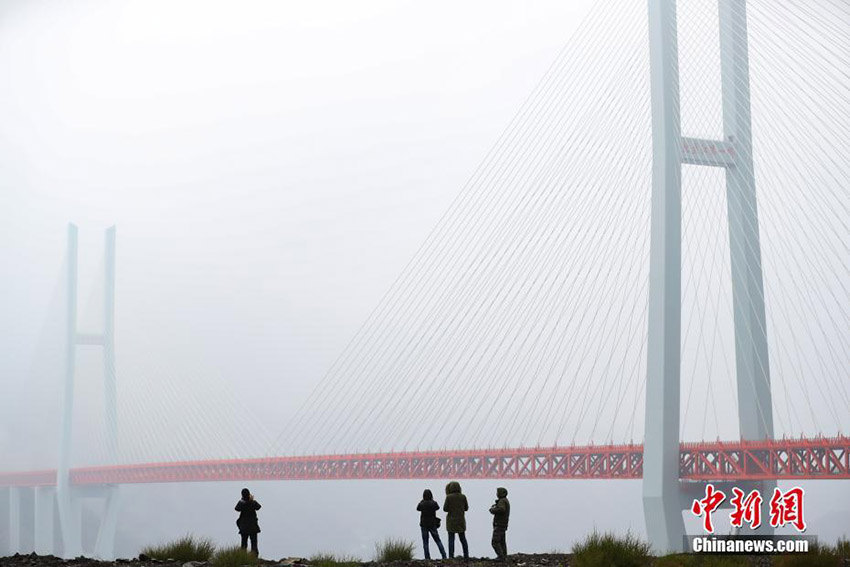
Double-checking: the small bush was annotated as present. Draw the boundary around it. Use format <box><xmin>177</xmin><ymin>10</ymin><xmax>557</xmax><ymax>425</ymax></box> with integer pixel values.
<box><xmin>374</xmin><ymin>537</ymin><xmax>415</xmax><ymax>562</ymax></box>
<box><xmin>572</xmin><ymin>530</ymin><xmax>652</xmax><ymax>567</ymax></box>
<box><xmin>654</xmin><ymin>555</ymin><xmax>689</xmax><ymax>567</ymax></box>
<box><xmin>310</xmin><ymin>552</ymin><xmax>362</xmax><ymax>567</ymax></box>
<box><xmin>141</xmin><ymin>534</ymin><xmax>216</xmax><ymax>562</ymax></box>
<box><xmin>773</xmin><ymin>541</ymin><xmax>841</xmax><ymax>567</ymax></box>
<box><xmin>212</xmin><ymin>545</ymin><xmax>259</xmax><ymax>567</ymax></box>
<box><xmin>834</xmin><ymin>537</ymin><xmax>850</xmax><ymax>559</ymax></box>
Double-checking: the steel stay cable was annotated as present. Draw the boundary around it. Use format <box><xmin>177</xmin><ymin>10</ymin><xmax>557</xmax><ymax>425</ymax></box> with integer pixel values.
<box><xmin>322</xmin><ymin>95</ymin><xmax>612</xmax><ymax>452</ymax></box>
<box><xmin>567</xmin><ymin>162</ymin><xmax>697</xmax><ymax>445</ymax></box>
<box><xmin>362</xmin><ymin>121</ymin><xmax>644</xmax><ymax>452</ymax></box>
<box><xmin>490</xmin><ymin>50</ymin><xmax>656</xmax><ymax>447</ymax></box>
<box><xmin>492</xmin><ymin>101</ymin><xmax>655</xmax><ymax>447</ymax></box>
<box><xmin>322</xmin><ymin>0</ymin><xmax>644</xmax><ymax>454</ymax></box>
<box><xmin>679</xmin><ymin>166</ymin><xmax>732</xmax><ymax>441</ymax></box>
<box><xmin>394</xmin><ymin>32</ymin><xmax>652</xmax><ymax>452</ymax></box>
<box><xmin>478</xmin><ymin>168</ymin><xmax>652</xmax><ymax>448</ymax></box>
<box><xmin>484</xmin><ymin>53</ymin><xmax>656</xmax><ymax>448</ymax></box>
<box><xmin>288</xmin><ymin>0</ymin><xmax>632</xmax><ymax>452</ymax></box>
<box><xmin>605</xmin><ymin>308</ymin><xmax>649</xmax><ymax>444</ymax></box>
<box><xmin>438</xmin><ymin>50</ymin><xmax>656</xmax><ymax>450</ymax></box>
<box><xmin>267</xmin><ymin>0</ymin><xmax>615</xmax><ymax>454</ymax></box>
<box><xmin>404</xmin><ymin>135</ymin><xmax>648</xmax><ymax>450</ymax></box>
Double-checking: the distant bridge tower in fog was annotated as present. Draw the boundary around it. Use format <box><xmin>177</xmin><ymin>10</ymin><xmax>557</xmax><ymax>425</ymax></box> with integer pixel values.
<box><xmin>53</xmin><ymin>224</ymin><xmax>120</xmax><ymax>558</ymax></box>
<box><xmin>643</xmin><ymin>0</ymin><xmax>774</xmax><ymax>552</ymax></box>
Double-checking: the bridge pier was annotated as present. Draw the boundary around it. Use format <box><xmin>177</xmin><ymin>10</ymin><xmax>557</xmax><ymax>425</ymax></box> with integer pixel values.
<box><xmin>0</xmin><ymin>488</ymin><xmax>5</xmax><ymax>555</ymax></box>
<box><xmin>93</xmin><ymin>486</ymin><xmax>120</xmax><ymax>559</ymax></box>
<box><xmin>3</xmin><ymin>486</ymin><xmax>37</xmax><ymax>555</ymax></box>
<box><xmin>9</xmin><ymin>487</ymin><xmax>21</xmax><ymax>554</ymax></box>
<box><xmin>34</xmin><ymin>486</ymin><xmax>56</xmax><ymax>556</ymax></box>
<box><xmin>57</xmin><ymin>488</ymin><xmax>83</xmax><ymax>558</ymax></box>
<box><xmin>4</xmin><ymin>486</ymin><xmax>23</xmax><ymax>555</ymax></box>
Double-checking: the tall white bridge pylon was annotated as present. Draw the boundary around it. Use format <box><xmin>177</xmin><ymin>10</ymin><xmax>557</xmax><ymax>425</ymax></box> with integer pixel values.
<box><xmin>643</xmin><ymin>0</ymin><xmax>775</xmax><ymax>553</ymax></box>
<box><xmin>25</xmin><ymin>224</ymin><xmax>121</xmax><ymax>559</ymax></box>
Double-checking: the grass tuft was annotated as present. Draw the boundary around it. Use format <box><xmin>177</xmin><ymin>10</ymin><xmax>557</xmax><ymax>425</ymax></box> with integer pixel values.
<box><xmin>772</xmin><ymin>541</ymin><xmax>842</xmax><ymax>567</ymax></box>
<box><xmin>834</xmin><ymin>537</ymin><xmax>850</xmax><ymax>559</ymax></box>
<box><xmin>374</xmin><ymin>537</ymin><xmax>415</xmax><ymax>562</ymax></box>
<box><xmin>571</xmin><ymin>530</ymin><xmax>652</xmax><ymax>567</ymax></box>
<box><xmin>309</xmin><ymin>552</ymin><xmax>362</xmax><ymax>567</ymax></box>
<box><xmin>141</xmin><ymin>534</ymin><xmax>216</xmax><ymax>562</ymax></box>
<box><xmin>212</xmin><ymin>545</ymin><xmax>259</xmax><ymax>567</ymax></box>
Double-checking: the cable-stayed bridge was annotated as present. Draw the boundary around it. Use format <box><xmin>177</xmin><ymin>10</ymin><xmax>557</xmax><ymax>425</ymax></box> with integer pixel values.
<box><xmin>2</xmin><ymin>0</ymin><xmax>849</xmax><ymax>560</ymax></box>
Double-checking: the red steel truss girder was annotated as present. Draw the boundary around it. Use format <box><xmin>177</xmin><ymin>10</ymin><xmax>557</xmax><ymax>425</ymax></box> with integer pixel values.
<box><xmin>679</xmin><ymin>436</ymin><xmax>850</xmax><ymax>480</ymax></box>
<box><xmin>1</xmin><ymin>437</ymin><xmax>847</xmax><ymax>487</ymax></box>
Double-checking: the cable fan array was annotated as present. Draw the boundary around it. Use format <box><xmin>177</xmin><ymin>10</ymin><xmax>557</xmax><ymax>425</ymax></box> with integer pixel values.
<box><xmin>269</xmin><ymin>0</ymin><xmax>850</xmax><ymax>458</ymax></box>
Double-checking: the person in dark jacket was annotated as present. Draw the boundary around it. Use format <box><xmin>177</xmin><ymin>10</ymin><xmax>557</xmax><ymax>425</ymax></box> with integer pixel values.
<box><xmin>489</xmin><ymin>487</ymin><xmax>510</xmax><ymax>560</ymax></box>
<box><xmin>235</xmin><ymin>488</ymin><xmax>262</xmax><ymax>556</ymax></box>
<box><xmin>417</xmin><ymin>489</ymin><xmax>447</xmax><ymax>560</ymax></box>
<box><xmin>443</xmin><ymin>481</ymin><xmax>469</xmax><ymax>560</ymax></box>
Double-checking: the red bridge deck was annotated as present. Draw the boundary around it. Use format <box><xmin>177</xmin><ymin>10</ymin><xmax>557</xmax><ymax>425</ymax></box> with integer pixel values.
<box><xmin>2</xmin><ymin>436</ymin><xmax>848</xmax><ymax>487</ymax></box>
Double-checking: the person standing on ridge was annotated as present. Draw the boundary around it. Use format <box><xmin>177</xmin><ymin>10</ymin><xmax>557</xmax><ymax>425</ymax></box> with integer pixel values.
<box><xmin>235</xmin><ymin>487</ymin><xmax>262</xmax><ymax>556</ymax></box>
<box><xmin>489</xmin><ymin>487</ymin><xmax>510</xmax><ymax>561</ymax></box>
<box><xmin>443</xmin><ymin>481</ymin><xmax>470</xmax><ymax>561</ymax></box>
<box><xmin>417</xmin><ymin>489</ymin><xmax>448</xmax><ymax>559</ymax></box>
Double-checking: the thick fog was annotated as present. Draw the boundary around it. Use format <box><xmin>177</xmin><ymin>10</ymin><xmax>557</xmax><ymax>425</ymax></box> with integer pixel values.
<box><xmin>1</xmin><ymin>0</ymin><xmax>848</xmax><ymax>560</ymax></box>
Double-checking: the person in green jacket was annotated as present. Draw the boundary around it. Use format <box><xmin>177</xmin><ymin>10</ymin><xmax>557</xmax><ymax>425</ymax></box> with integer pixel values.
<box><xmin>442</xmin><ymin>481</ymin><xmax>469</xmax><ymax>560</ymax></box>
<box><xmin>489</xmin><ymin>487</ymin><xmax>510</xmax><ymax>561</ymax></box>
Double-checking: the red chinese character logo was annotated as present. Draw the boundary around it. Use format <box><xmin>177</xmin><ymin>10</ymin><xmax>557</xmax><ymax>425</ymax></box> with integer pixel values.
<box><xmin>769</xmin><ymin>487</ymin><xmax>806</xmax><ymax>532</ymax></box>
<box><xmin>691</xmin><ymin>483</ymin><xmax>726</xmax><ymax>533</ymax></box>
<box><xmin>729</xmin><ymin>487</ymin><xmax>762</xmax><ymax>529</ymax></box>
